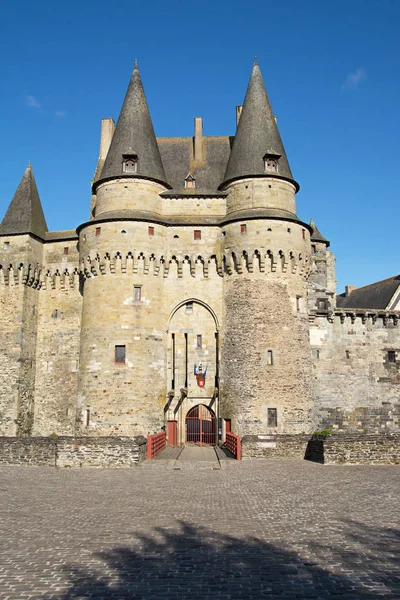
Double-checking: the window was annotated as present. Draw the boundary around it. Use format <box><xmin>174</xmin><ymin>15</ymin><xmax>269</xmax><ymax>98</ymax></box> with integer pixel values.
<box><xmin>240</xmin><ymin>224</ymin><xmax>247</xmax><ymax>234</ymax></box>
<box><xmin>196</xmin><ymin>334</ymin><xmax>202</xmax><ymax>348</ymax></box>
<box><xmin>185</xmin><ymin>174</ymin><xmax>196</xmax><ymax>189</ymax></box>
<box><xmin>287</xmin><ymin>228</ymin><xmax>291</xmax><ymax>234</ymax></box>
<box><xmin>122</xmin><ymin>154</ymin><xmax>138</xmax><ymax>174</ymax></box>
<box><xmin>302</xmin><ymin>229</ymin><xmax>306</xmax><ymax>239</ymax></box>
<box><xmin>64</xmin><ymin>247</ymin><xmax>69</xmax><ymax>255</ymax></box>
<box><xmin>267</xmin><ymin>350</ymin><xmax>273</xmax><ymax>366</ymax></box>
<box><xmin>115</xmin><ymin>345</ymin><xmax>126</xmax><ymax>364</ymax></box>
<box><xmin>296</xmin><ymin>296</ymin><xmax>301</xmax><ymax>312</ymax></box>
<box><xmin>148</xmin><ymin>226</ymin><xmax>154</xmax><ymax>236</ymax></box>
<box><xmin>264</xmin><ymin>158</ymin><xmax>278</xmax><ymax>173</ymax></box>
<box><xmin>134</xmin><ymin>286</ymin><xmax>142</xmax><ymax>301</ymax></box>
<box><xmin>194</xmin><ymin>230</ymin><xmax>201</xmax><ymax>240</ymax></box>
<box><xmin>314</xmin><ymin>349</ymin><xmax>320</xmax><ymax>359</ymax></box>
<box><xmin>85</xmin><ymin>409</ymin><xmax>90</xmax><ymax>427</ymax></box>
<box><xmin>267</xmin><ymin>408</ymin><xmax>277</xmax><ymax>427</ymax></box>
<box><xmin>186</xmin><ymin>302</ymin><xmax>193</xmax><ymax>314</ymax></box>
<box><xmin>95</xmin><ymin>227</ymin><xmax>101</xmax><ymax>236</ymax></box>
<box><xmin>388</xmin><ymin>351</ymin><xmax>396</xmax><ymax>363</ymax></box>
<box><xmin>3</xmin><ymin>241</ymin><xmax>10</xmax><ymax>249</ymax></box>
<box><xmin>311</xmin><ymin>244</ymin><xmax>316</xmax><ymax>253</ymax></box>
<box><xmin>317</xmin><ymin>298</ymin><xmax>327</xmax><ymax>310</ymax></box>
<box><xmin>345</xmin><ymin>350</ymin><xmax>350</xmax><ymax>359</ymax></box>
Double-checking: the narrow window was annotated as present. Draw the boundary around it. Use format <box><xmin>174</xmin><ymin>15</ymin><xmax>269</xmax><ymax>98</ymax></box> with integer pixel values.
<box><xmin>194</xmin><ymin>230</ymin><xmax>201</xmax><ymax>240</ymax></box>
<box><xmin>388</xmin><ymin>351</ymin><xmax>396</xmax><ymax>363</ymax></box>
<box><xmin>302</xmin><ymin>229</ymin><xmax>306</xmax><ymax>239</ymax></box>
<box><xmin>148</xmin><ymin>226</ymin><xmax>154</xmax><ymax>236</ymax></box>
<box><xmin>52</xmin><ymin>309</ymin><xmax>60</xmax><ymax>319</ymax></box>
<box><xmin>115</xmin><ymin>345</ymin><xmax>126</xmax><ymax>364</ymax></box>
<box><xmin>3</xmin><ymin>241</ymin><xmax>9</xmax><ymax>249</ymax></box>
<box><xmin>85</xmin><ymin>409</ymin><xmax>90</xmax><ymax>427</ymax></box>
<box><xmin>134</xmin><ymin>286</ymin><xmax>142</xmax><ymax>301</ymax></box>
<box><xmin>186</xmin><ymin>302</ymin><xmax>193</xmax><ymax>314</ymax></box>
<box><xmin>240</xmin><ymin>224</ymin><xmax>247</xmax><ymax>234</ymax></box>
<box><xmin>64</xmin><ymin>247</ymin><xmax>69</xmax><ymax>255</ymax></box>
<box><xmin>311</xmin><ymin>244</ymin><xmax>316</xmax><ymax>253</ymax></box>
<box><xmin>171</xmin><ymin>333</ymin><xmax>176</xmax><ymax>390</ymax></box>
<box><xmin>95</xmin><ymin>227</ymin><xmax>101</xmax><ymax>236</ymax></box>
<box><xmin>345</xmin><ymin>350</ymin><xmax>350</xmax><ymax>359</ymax></box>
<box><xmin>296</xmin><ymin>296</ymin><xmax>301</xmax><ymax>312</ymax></box>
<box><xmin>267</xmin><ymin>350</ymin><xmax>273</xmax><ymax>366</ymax></box>
<box><xmin>314</xmin><ymin>349</ymin><xmax>320</xmax><ymax>359</ymax></box>
<box><xmin>196</xmin><ymin>334</ymin><xmax>202</xmax><ymax>348</ymax></box>
<box><xmin>287</xmin><ymin>228</ymin><xmax>291</xmax><ymax>234</ymax></box>
<box><xmin>267</xmin><ymin>408</ymin><xmax>277</xmax><ymax>426</ymax></box>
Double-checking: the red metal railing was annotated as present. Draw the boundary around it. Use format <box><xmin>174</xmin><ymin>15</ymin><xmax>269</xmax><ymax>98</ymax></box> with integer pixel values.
<box><xmin>225</xmin><ymin>432</ymin><xmax>241</xmax><ymax>460</ymax></box>
<box><xmin>147</xmin><ymin>431</ymin><xmax>167</xmax><ymax>460</ymax></box>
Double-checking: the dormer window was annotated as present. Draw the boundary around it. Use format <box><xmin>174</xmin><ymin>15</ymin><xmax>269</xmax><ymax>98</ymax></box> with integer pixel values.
<box><xmin>122</xmin><ymin>153</ymin><xmax>138</xmax><ymax>174</ymax></box>
<box><xmin>185</xmin><ymin>174</ymin><xmax>196</xmax><ymax>189</ymax></box>
<box><xmin>263</xmin><ymin>153</ymin><xmax>280</xmax><ymax>173</ymax></box>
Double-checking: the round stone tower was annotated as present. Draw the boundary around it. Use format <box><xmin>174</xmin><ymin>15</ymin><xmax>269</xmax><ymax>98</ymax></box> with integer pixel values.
<box><xmin>77</xmin><ymin>64</ymin><xmax>169</xmax><ymax>436</ymax></box>
<box><xmin>219</xmin><ymin>62</ymin><xmax>313</xmax><ymax>436</ymax></box>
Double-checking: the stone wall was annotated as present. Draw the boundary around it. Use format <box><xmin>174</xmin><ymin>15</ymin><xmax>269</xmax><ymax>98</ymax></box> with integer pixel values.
<box><xmin>0</xmin><ymin>436</ymin><xmax>147</xmax><ymax>467</ymax></box>
<box><xmin>305</xmin><ymin>433</ymin><xmax>399</xmax><ymax>465</ymax></box>
<box><xmin>241</xmin><ymin>434</ymin><xmax>311</xmax><ymax>459</ymax></box>
<box><xmin>311</xmin><ymin>313</ymin><xmax>400</xmax><ymax>433</ymax></box>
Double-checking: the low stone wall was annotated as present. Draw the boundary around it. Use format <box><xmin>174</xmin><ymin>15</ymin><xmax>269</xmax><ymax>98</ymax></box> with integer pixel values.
<box><xmin>0</xmin><ymin>436</ymin><xmax>147</xmax><ymax>468</ymax></box>
<box><xmin>241</xmin><ymin>434</ymin><xmax>310</xmax><ymax>459</ymax></box>
<box><xmin>323</xmin><ymin>434</ymin><xmax>399</xmax><ymax>465</ymax></box>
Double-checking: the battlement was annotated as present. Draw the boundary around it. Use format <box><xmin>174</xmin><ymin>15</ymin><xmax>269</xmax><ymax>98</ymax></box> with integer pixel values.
<box><xmin>0</xmin><ymin>263</ymin><xmax>80</xmax><ymax>290</ymax></box>
<box><xmin>79</xmin><ymin>246</ymin><xmax>311</xmax><ymax>281</ymax></box>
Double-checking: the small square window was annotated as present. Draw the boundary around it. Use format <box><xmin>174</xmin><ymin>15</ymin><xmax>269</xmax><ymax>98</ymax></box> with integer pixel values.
<box><xmin>311</xmin><ymin>244</ymin><xmax>316</xmax><ymax>253</ymax></box>
<box><xmin>3</xmin><ymin>241</ymin><xmax>10</xmax><ymax>249</ymax></box>
<box><xmin>194</xmin><ymin>230</ymin><xmax>201</xmax><ymax>240</ymax></box>
<box><xmin>148</xmin><ymin>226</ymin><xmax>154</xmax><ymax>236</ymax></box>
<box><xmin>95</xmin><ymin>227</ymin><xmax>101</xmax><ymax>236</ymax></box>
<box><xmin>240</xmin><ymin>224</ymin><xmax>247</xmax><ymax>234</ymax></box>
<box><xmin>186</xmin><ymin>302</ymin><xmax>193</xmax><ymax>314</ymax></box>
<box><xmin>388</xmin><ymin>351</ymin><xmax>396</xmax><ymax>363</ymax></box>
<box><xmin>64</xmin><ymin>247</ymin><xmax>69</xmax><ymax>255</ymax></box>
<box><xmin>196</xmin><ymin>334</ymin><xmax>202</xmax><ymax>348</ymax></box>
<box><xmin>267</xmin><ymin>350</ymin><xmax>273</xmax><ymax>366</ymax></box>
<box><xmin>115</xmin><ymin>345</ymin><xmax>126</xmax><ymax>364</ymax></box>
<box><xmin>134</xmin><ymin>286</ymin><xmax>142</xmax><ymax>301</ymax></box>
<box><xmin>317</xmin><ymin>299</ymin><xmax>327</xmax><ymax>310</ymax></box>
<box><xmin>267</xmin><ymin>408</ymin><xmax>277</xmax><ymax>426</ymax></box>
<box><xmin>122</xmin><ymin>154</ymin><xmax>138</xmax><ymax>174</ymax></box>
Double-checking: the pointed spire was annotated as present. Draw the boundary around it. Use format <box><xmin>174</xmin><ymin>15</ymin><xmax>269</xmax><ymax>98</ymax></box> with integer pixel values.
<box><xmin>310</xmin><ymin>218</ymin><xmax>330</xmax><ymax>247</ymax></box>
<box><xmin>98</xmin><ymin>63</ymin><xmax>168</xmax><ymax>187</ymax></box>
<box><xmin>221</xmin><ymin>62</ymin><xmax>297</xmax><ymax>189</ymax></box>
<box><xmin>0</xmin><ymin>164</ymin><xmax>48</xmax><ymax>238</ymax></box>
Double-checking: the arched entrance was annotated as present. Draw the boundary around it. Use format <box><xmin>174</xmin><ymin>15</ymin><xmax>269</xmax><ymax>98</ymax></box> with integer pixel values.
<box><xmin>186</xmin><ymin>405</ymin><xmax>216</xmax><ymax>446</ymax></box>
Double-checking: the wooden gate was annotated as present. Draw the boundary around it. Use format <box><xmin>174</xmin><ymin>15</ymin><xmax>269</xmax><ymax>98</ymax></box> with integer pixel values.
<box><xmin>185</xmin><ymin>405</ymin><xmax>216</xmax><ymax>446</ymax></box>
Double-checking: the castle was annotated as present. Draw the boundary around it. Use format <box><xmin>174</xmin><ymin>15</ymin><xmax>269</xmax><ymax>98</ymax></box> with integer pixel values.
<box><xmin>0</xmin><ymin>61</ymin><xmax>399</xmax><ymax>445</ymax></box>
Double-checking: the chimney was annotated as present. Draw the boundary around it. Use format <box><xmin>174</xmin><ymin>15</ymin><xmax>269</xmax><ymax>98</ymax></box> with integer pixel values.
<box><xmin>194</xmin><ymin>117</ymin><xmax>203</xmax><ymax>161</ymax></box>
<box><xmin>236</xmin><ymin>105</ymin><xmax>243</xmax><ymax>128</ymax></box>
<box><xmin>345</xmin><ymin>285</ymin><xmax>357</xmax><ymax>297</ymax></box>
<box><xmin>99</xmin><ymin>118</ymin><xmax>115</xmax><ymax>160</ymax></box>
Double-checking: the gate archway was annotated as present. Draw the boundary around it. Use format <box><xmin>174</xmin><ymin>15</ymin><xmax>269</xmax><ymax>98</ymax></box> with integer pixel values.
<box><xmin>186</xmin><ymin>405</ymin><xmax>216</xmax><ymax>446</ymax></box>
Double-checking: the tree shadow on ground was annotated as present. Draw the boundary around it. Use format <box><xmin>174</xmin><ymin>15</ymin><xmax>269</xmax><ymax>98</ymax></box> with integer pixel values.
<box><xmin>52</xmin><ymin>520</ymin><xmax>399</xmax><ymax>599</ymax></box>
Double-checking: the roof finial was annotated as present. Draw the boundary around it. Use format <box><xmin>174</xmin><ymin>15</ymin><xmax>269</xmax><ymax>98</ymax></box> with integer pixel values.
<box><xmin>254</xmin><ymin>56</ymin><xmax>258</xmax><ymax>66</ymax></box>
<box><xmin>134</xmin><ymin>58</ymin><xmax>138</xmax><ymax>70</ymax></box>
<box><xmin>27</xmin><ymin>160</ymin><xmax>31</xmax><ymax>168</ymax></box>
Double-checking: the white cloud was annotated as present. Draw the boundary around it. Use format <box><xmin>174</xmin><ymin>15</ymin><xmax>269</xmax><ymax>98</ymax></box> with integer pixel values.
<box><xmin>55</xmin><ymin>110</ymin><xmax>66</xmax><ymax>118</ymax></box>
<box><xmin>25</xmin><ymin>95</ymin><xmax>42</xmax><ymax>110</ymax></box>
<box><xmin>341</xmin><ymin>68</ymin><xmax>366</xmax><ymax>93</ymax></box>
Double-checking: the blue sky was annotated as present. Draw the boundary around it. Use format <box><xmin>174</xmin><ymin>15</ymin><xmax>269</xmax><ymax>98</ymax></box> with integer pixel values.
<box><xmin>0</xmin><ymin>0</ymin><xmax>399</xmax><ymax>293</ymax></box>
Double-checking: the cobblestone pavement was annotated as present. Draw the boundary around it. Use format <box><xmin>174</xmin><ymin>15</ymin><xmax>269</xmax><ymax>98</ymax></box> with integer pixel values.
<box><xmin>0</xmin><ymin>459</ymin><xmax>399</xmax><ymax>599</ymax></box>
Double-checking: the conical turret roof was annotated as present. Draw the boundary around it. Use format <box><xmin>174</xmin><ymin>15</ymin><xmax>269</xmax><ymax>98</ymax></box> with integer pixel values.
<box><xmin>221</xmin><ymin>61</ymin><xmax>297</xmax><ymax>189</ymax></box>
<box><xmin>0</xmin><ymin>164</ymin><xmax>48</xmax><ymax>238</ymax></box>
<box><xmin>98</xmin><ymin>62</ymin><xmax>168</xmax><ymax>187</ymax></box>
<box><xmin>310</xmin><ymin>218</ymin><xmax>330</xmax><ymax>247</ymax></box>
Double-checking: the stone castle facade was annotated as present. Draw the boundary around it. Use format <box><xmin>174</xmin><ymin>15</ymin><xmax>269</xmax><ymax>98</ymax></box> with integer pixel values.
<box><xmin>0</xmin><ymin>61</ymin><xmax>399</xmax><ymax>443</ymax></box>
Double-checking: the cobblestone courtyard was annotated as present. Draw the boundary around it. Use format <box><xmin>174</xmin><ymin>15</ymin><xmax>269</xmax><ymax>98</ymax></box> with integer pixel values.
<box><xmin>0</xmin><ymin>459</ymin><xmax>399</xmax><ymax>599</ymax></box>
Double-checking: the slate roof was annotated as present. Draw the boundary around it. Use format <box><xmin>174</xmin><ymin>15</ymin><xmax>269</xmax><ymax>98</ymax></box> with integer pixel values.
<box><xmin>0</xmin><ymin>164</ymin><xmax>48</xmax><ymax>238</ymax></box>
<box><xmin>310</xmin><ymin>218</ymin><xmax>330</xmax><ymax>247</ymax></box>
<box><xmin>221</xmin><ymin>61</ymin><xmax>297</xmax><ymax>189</ymax></box>
<box><xmin>98</xmin><ymin>63</ymin><xmax>168</xmax><ymax>187</ymax></box>
<box><xmin>337</xmin><ymin>275</ymin><xmax>400</xmax><ymax>309</ymax></box>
